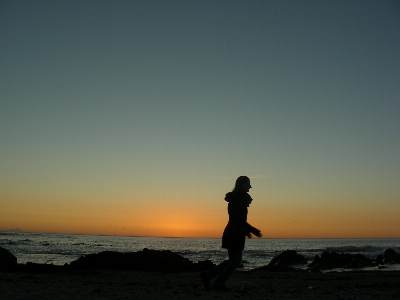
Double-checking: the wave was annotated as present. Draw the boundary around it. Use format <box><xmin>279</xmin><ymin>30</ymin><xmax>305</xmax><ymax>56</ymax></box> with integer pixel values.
<box><xmin>0</xmin><ymin>238</ymin><xmax>33</xmax><ymax>245</ymax></box>
<box><xmin>0</xmin><ymin>239</ymin><xmax>17</xmax><ymax>245</ymax></box>
<box><xmin>326</xmin><ymin>246</ymin><xmax>378</xmax><ymax>253</ymax></box>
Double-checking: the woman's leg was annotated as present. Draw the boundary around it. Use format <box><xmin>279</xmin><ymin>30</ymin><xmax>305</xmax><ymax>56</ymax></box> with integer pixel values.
<box><xmin>214</xmin><ymin>249</ymin><xmax>242</xmax><ymax>284</ymax></box>
<box><xmin>201</xmin><ymin>254</ymin><xmax>230</xmax><ymax>289</ymax></box>
<box><xmin>204</xmin><ymin>259</ymin><xmax>230</xmax><ymax>280</ymax></box>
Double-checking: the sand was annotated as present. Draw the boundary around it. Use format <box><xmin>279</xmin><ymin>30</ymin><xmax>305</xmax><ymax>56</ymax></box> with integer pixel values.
<box><xmin>1</xmin><ymin>269</ymin><xmax>399</xmax><ymax>299</ymax></box>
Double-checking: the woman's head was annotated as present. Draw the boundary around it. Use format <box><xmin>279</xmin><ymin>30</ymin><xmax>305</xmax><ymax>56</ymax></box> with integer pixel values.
<box><xmin>233</xmin><ymin>176</ymin><xmax>251</xmax><ymax>192</ymax></box>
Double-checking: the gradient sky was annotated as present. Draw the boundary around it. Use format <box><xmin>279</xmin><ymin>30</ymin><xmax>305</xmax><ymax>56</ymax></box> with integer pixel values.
<box><xmin>1</xmin><ymin>0</ymin><xmax>399</xmax><ymax>238</ymax></box>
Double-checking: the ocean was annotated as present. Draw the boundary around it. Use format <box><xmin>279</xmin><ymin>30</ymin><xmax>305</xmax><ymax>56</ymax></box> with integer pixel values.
<box><xmin>1</xmin><ymin>232</ymin><xmax>400</xmax><ymax>272</ymax></box>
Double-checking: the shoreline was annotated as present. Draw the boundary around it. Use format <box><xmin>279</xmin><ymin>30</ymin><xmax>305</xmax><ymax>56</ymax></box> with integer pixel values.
<box><xmin>1</xmin><ymin>269</ymin><xmax>399</xmax><ymax>299</ymax></box>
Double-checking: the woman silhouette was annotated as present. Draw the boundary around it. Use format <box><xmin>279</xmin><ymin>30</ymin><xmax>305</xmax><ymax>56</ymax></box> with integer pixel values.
<box><xmin>200</xmin><ymin>176</ymin><xmax>262</xmax><ymax>290</ymax></box>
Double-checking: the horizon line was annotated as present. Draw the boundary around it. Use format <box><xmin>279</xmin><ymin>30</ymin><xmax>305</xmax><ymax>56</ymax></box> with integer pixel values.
<box><xmin>1</xmin><ymin>230</ymin><xmax>399</xmax><ymax>240</ymax></box>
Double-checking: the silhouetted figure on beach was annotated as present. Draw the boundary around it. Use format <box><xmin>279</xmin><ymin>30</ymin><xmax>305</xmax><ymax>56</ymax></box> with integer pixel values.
<box><xmin>200</xmin><ymin>176</ymin><xmax>262</xmax><ymax>290</ymax></box>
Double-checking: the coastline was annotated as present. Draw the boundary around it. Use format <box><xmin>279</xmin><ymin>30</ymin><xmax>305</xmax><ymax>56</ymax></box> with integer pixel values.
<box><xmin>2</xmin><ymin>243</ymin><xmax>400</xmax><ymax>299</ymax></box>
<box><xmin>2</xmin><ymin>233</ymin><xmax>400</xmax><ymax>270</ymax></box>
<box><xmin>1</xmin><ymin>269</ymin><xmax>399</xmax><ymax>299</ymax></box>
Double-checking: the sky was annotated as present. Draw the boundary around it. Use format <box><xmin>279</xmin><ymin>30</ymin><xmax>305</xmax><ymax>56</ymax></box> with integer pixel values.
<box><xmin>1</xmin><ymin>0</ymin><xmax>399</xmax><ymax>238</ymax></box>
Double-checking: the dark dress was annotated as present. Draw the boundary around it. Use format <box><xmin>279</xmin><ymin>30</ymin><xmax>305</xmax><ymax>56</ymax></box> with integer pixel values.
<box><xmin>221</xmin><ymin>191</ymin><xmax>256</xmax><ymax>250</ymax></box>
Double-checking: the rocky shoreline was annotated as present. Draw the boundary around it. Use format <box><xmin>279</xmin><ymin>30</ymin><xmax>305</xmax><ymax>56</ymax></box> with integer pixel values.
<box><xmin>1</xmin><ymin>247</ymin><xmax>400</xmax><ymax>299</ymax></box>
<box><xmin>1</xmin><ymin>247</ymin><xmax>400</xmax><ymax>273</ymax></box>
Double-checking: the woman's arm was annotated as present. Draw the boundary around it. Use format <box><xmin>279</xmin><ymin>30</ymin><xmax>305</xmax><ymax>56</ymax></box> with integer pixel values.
<box><xmin>245</xmin><ymin>223</ymin><xmax>262</xmax><ymax>238</ymax></box>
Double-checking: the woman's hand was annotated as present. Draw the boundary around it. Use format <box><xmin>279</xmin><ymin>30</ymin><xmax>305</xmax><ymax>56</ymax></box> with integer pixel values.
<box><xmin>254</xmin><ymin>230</ymin><xmax>262</xmax><ymax>238</ymax></box>
<box><xmin>249</xmin><ymin>226</ymin><xmax>262</xmax><ymax>238</ymax></box>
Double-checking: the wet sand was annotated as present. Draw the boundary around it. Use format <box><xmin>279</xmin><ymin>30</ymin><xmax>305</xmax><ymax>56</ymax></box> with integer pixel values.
<box><xmin>1</xmin><ymin>269</ymin><xmax>399</xmax><ymax>299</ymax></box>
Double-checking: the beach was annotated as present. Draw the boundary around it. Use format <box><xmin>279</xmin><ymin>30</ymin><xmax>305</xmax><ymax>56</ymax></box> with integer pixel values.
<box><xmin>1</xmin><ymin>269</ymin><xmax>399</xmax><ymax>300</ymax></box>
<box><xmin>2</xmin><ymin>235</ymin><xmax>400</xmax><ymax>299</ymax></box>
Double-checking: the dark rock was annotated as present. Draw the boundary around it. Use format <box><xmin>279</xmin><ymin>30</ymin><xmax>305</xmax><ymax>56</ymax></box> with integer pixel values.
<box><xmin>308</xmin><ymin>251</ymin><xmax>349</xmax><ymax>270</ymax></box>
<box><xmin>268</xmin><ymin>250</ymin><xmax>307</xmax><ymax>267</ymax></box>
<box><xmin>382</xmin><ymin>248</ymin><xmax>400</xmax><ymax>264</ymax></box>
<box><xmin>308</xmin><ymin>251</ymin><xmax>374</xmax><ymax>270</ymax></box>
<box><xmin>0</xmin><ymin>247</ymin><xmax>17</xmax><ymax>271</ymax></box>
<box><xmin>346</xmin><ymin>254</ymin><xmax>373</xmax><ymax>268</ymax></box>
<box><xmin>69</xmin><ymin>249</ymin><xmax>205</xmax><ymax>272</ymax></box>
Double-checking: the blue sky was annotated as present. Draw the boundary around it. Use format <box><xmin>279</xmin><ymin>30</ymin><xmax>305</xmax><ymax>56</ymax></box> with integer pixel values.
<box><xmin>1</xmin><ymin>0</ymin><xmax>399</xmax><ymax>237</ymax></box>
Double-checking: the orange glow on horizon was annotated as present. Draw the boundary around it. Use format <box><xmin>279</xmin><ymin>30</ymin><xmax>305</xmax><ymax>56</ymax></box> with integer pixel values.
<box><xmin>1</xmin><ymin>193</ymin><xmax>400</xmax><ymax>239</ymax></box>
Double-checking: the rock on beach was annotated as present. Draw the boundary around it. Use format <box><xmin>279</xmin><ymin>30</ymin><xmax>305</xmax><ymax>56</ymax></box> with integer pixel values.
<box><xmin>307</xmin><ymin>248</ymin><xmax>400</xmax><ymax>271</ymax></box>
<box><xmin>0</xmin><ymin>247</ymin><xmax>17</xmax><ymax>271</ymax></box>
<box><xmin>268</xmin><ymin>249</ymin><xmax>307</xmax><ymax>267</ymax></box>
<box><xmin>374</xmin><ymin>248</ymin><xmax>400</xmax><ymax>265</ymax></box>
<box><xmin>69</xmin><ymin>248</ymin><xmax>215</xmax><ymax>272</ymax></box>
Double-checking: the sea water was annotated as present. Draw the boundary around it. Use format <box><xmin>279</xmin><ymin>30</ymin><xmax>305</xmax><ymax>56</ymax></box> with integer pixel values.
<box><xmin>1</xmin><ymin>232</ymin><xmax>400</xmax><ymax>271</ymax></box>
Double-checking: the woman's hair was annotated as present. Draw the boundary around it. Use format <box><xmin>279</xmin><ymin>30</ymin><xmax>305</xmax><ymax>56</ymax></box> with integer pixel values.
<box><xmin>232</xmin><ymin>176</ymin><xmax>250</xmax><ymax>191</ymax></box>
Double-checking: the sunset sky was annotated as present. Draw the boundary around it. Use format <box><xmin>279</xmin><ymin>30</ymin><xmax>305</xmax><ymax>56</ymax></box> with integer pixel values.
<box><xmin>1</xmin><ymin>0</ymin><xmax>399</xmax><ymax>238</ymax></box>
